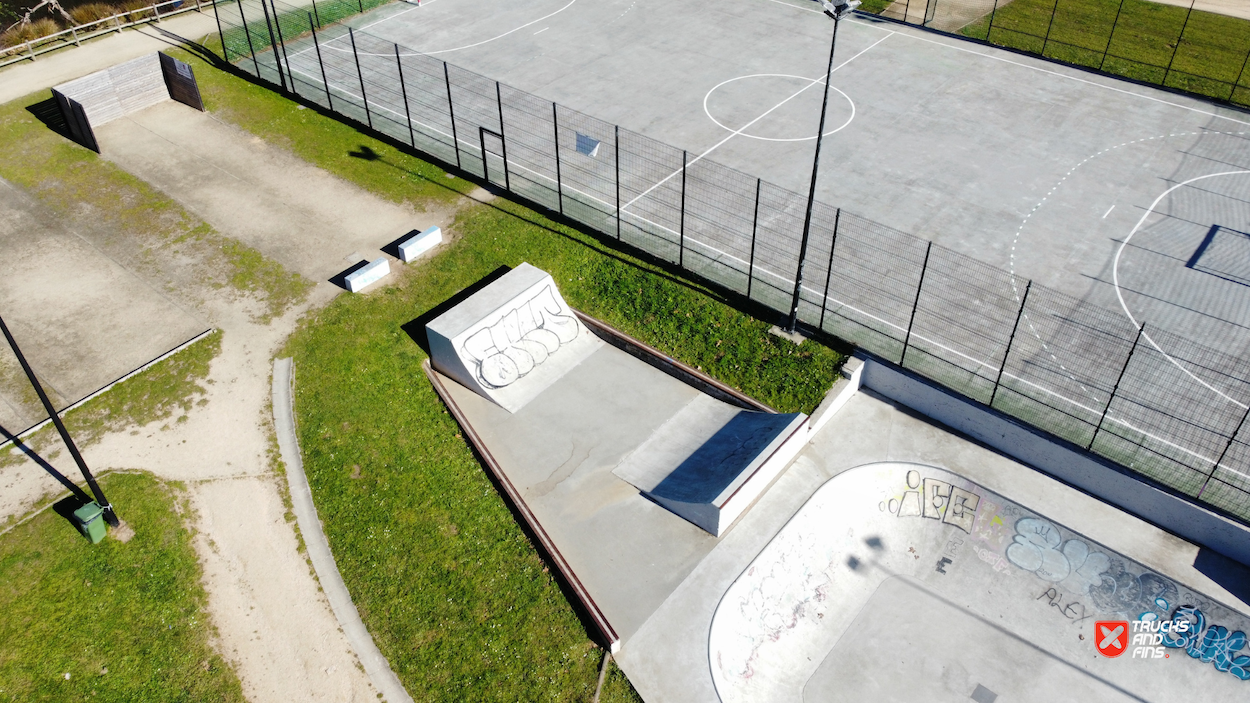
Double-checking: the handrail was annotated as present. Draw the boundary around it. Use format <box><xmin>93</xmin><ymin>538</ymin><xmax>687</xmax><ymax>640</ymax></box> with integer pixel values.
<box><xmin>0</xmin><ymin>0</ymin><xmax>211</xmax><ymax>69</ymax></box>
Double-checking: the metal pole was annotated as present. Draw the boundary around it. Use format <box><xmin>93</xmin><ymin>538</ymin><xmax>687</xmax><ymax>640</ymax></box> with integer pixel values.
<box><xmin>358</xmin><ymin>0</ymin><xmax>363</xmax><ymax>12</ymax></box>
<box><xmin>1230</xmin><ymin>43</ymin><xmax>1250</xmax><ymax>103</ymax></box>
<box><xmin>311</xmin><ymin>15</ymin><xmax>332</xmax><ymax>110</ymax></box>
<box><xmin>787</xmin><ymin>15</ymin><xmax>841</xmax><ymax>333</ymax></box>
<box><xmin>900</xmin><ymin>241</ymin><xmax>932</xmax><ymax>367</ymax></box>
<box><xmin>495</xmin><ymin>82</ymin><xmax>510</xmax><ymax>192</ymax></box>
<box><xmin>1200</xmin><ymin>402</ymin><xmax>1250</xmax><ymax>498</ymax></box>
<box><xmin>552</xmin><ymin>102</ymin><xmax>562</xmax><ymax>214</ymax></box>
<box><xmin>311</xmin><ymin>0</ymin><xmax>322</xmax><ymax>27</ymax></box>
<box><xmin>679</xmin><ymin>149</ymin><xmax>688</xmax><ymax>268</ymax></box>
<box><xmin>237</xmin><ymin>0</ymin><xmax>261</xmax><ymax>77</ymax></box>
<box><xmin>818</xmin><ymin>208</ymin><xmax>841</xmax><ymax>331</ymax></box>
<box><xmin>396</xmin><ymin>45</ymin><xmax>415</xmax><ymax>148</ymax></box>
<box><xmin>1162</xmin><ymin>0</ymin><xmax>1196</xmax><ymax>86</ymax></box>
<box><xmin>214</xmin><ymin>0</ymin><xmax>228</xmax><ymax>61</ymax></box>
<box><xmin>1089</xmin><ymin>323</ymin><xmax>1145</xmax><ymax>451</ymax></box>
<box><xmin>1040</xmin><ymin>0</ymin><xmax>1061</xmax><ymax>56</ymax></box>
<box><xmin>985</xmin><ymin>0</ymin><xmax>1000</xmax><ymax>41</ymax></box>
<box><xmin>990</xmin><ymin>280</ymin><xmax>1032</xmax><ymax>407</ymax></box>
<box><xmin>349</xmin><ymin>27</ymin><xmax>371</xmax><ymax>129</ymax></box>
<box><xmin>269</xmin><ymin>0</ymin><xmax>295</xmax><ymax>95</ymax></box>
<box><xmin>257</xmin><ymin>0</ymin><xmax>287</xmax><ymax>91</ymax></box>
<box><xmin>445</xmin><ymin>62</ymin><xmax>460</xmax><ymax>169</ymax></box>
<box><xmin>615</xmin><ymin>124</ymin><xmax>621</xmax><ymax>240</ymax></box>
<box><xmin>0</xmin><ymin>316</ymin><xmax>117</xmax><ymax>526</ymax></box>
<box><xmin>1099</xmin><ymin>0</ymin><xmax>1128</xmax><ymax>71</ymax></box>
<box><xmin>747</xmin><ymin>178</ymin><xmax>761</xmax><ymax>299</ymax></box>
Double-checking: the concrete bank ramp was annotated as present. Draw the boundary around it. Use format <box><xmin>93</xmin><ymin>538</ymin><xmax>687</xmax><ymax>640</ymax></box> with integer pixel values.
<box><xmin>427</xmin><ymin>263</ymin><xmax>602</xmax><ymax>412</ymax></box>
<box><xmin>614</xmin><ymin>395</ymin><xmax>807</xmax><ymax>536</ymax></box>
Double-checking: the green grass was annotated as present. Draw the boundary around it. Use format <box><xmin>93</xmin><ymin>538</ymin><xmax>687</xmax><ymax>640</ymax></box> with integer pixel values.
<box><xmin>1</xmin><ymin>331</ymin><xmax>222</xmax><ymax>471</ymax></box>
<box><xmin>0</xmin><ymin>92</ymin><xmax>312</xmax><ymax>321</ymax></box>
<box><xmin>959</xmin><ymin>0</ymin><xmax>1250</xmax><ymax>104</ymax></box>
<box><xmin>0</xmin><ymin>472</ymin><xmax>245</xmax><ymax>702</ymax></box>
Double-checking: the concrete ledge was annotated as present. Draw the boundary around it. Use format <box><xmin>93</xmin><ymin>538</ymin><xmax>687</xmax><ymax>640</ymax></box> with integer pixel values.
<box><xmin>345</xmin><ymin>258</ymin><xmax>390</xmax><ymax>292</ymax></box>
<box><xmin>397</xmin><ymin>226</ymin><xmax>441</xmax><ymax>262</ymax></box>
<box><xmin>807</xmin><ymin>355</ymin><xmax>864</xmax><ymax>437</ymax></box>
<box><xmin>857</xmin><ymin>352</ymin><xmax>1250</xmax><ymax>567</ymax></box>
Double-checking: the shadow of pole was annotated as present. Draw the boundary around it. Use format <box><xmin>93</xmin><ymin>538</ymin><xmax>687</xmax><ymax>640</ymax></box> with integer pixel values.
<box><xmin>0</xmin><ymin>423</ymin><xmax>93</xmax><ymax>504</ymax></box>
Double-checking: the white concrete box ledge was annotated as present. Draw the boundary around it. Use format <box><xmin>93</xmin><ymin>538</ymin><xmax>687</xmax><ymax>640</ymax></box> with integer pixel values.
<box><xmin>398</xmin><ymin>226</ymin><xmax>441</xmax><ymax>262</ymax></box>
<box><xmin>345</xmin><ymin>258</ymin><xmax>390</xmax><ymax>293</ymax></box>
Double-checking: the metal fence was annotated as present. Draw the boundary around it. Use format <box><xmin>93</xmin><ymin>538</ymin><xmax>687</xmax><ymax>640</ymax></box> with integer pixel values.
<box><xmin>211</xmin><ymin>0</ymin><xmax>1250</xmax><ymax>524</ymax></box>
<box><xmin>871</xmin><ymin>0</ymin><xmax>1250</xmax><ymax>107</ymax></box>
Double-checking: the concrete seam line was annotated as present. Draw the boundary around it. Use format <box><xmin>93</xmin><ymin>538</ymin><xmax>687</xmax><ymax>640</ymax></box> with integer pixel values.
<box><xmin>271</xmin><ymin>357</ymin><xmax>414</xmax><ymax>703</ymax></box>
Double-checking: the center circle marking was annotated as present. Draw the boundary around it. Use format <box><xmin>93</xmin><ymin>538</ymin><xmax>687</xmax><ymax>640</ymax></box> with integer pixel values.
<box><xmin>703</xmin><ymin>74</ymin><xmax>855</xmax><ymax>143</ymax></box>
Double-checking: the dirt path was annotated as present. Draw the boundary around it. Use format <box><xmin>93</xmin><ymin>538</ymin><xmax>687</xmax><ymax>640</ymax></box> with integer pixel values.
<box><xmin>0</xmin><ymin>95</ymin><xmax>471</xmax><ymax>700</ymax></box>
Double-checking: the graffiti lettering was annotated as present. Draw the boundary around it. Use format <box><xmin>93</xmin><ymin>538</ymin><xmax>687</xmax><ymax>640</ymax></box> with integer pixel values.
<box><xmin>973</xmin><ymin>545</ymin><xmax>1011</xmax><ymax>573</ymax></box>
<box><xmin>1037</xmin><ymin>587</ymin><xmax>1094</xmax><ymax>623</ymax></box>
<box><xmin>460</xmin><ymin>285</ymin><xmax>580</xmax><ymax>389</ymax></box>
<box><xmin>1006</xmin><ymin>517</ymin><xmax>1109</xmax><ymax>589</ymax></box>
<box><xmin>885</xmin><ymin>470</ymin><xmax>980</xmax><ymax>534</ymax></box>
<box><xmin>1160</xmin><ymin>606</ymin><xmax>1250</xmax><ymax>680</ymax></box>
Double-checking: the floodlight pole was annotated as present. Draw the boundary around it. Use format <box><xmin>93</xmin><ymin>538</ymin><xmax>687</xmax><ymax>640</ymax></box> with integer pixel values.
<box><xmin>787</xmin><ymin>7</ymin><xmax>846</xmax><ymax>333</ymax></box>
<box><xmin>0</xmin><ymin>315</ymin><xmax>117</xmax><ymax>526</ymax></box>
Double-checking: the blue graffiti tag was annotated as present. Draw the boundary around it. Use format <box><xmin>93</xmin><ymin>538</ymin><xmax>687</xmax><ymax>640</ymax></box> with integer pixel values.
<box><xmin>1161</xmin><ymin>606</ymin><xmax>1250</xmax><ymax>680</ymax></box>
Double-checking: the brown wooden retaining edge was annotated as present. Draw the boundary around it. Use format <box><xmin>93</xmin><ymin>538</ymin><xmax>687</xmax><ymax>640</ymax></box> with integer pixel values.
<box><xmin>422</xmin><ymin>359</ymin><xmax>622</xmax><ymax>654</ymax></box>
<box><xmin>573</xmin><ymin>310</ymin><xmax>775</xmax><ymax>413</ymax></box>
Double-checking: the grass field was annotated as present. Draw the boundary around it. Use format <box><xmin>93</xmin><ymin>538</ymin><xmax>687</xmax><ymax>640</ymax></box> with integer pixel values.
<box><xmin>0</xmin><ymin>472</ymin><xmax>245</xmax><ymax>702</ymax></box>
<box><xmin>957</xmin><ymin>0</ymin><xmax>1250</xmax><ymax>103</ymax></box>
<box><xmin>166</xmin><ymin>38</ymin><xmax>844</xmax><ymax>702</ymax></box>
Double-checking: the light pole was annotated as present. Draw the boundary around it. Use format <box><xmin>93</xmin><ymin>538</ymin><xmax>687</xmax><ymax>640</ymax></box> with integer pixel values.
<box><xmin>786</xmin><ymin>0</ymin><xmax>860</xmax><ymax>333</ymax></box>
<box><xmin>0</xmin><ymin>315</ymin><xmax>118</xmax><ymax>527</ymax></box>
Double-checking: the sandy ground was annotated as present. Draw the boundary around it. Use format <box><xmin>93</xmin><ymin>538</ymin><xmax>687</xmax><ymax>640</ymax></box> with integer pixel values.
<box><xmin>0</xmin><ymin>85</ymin><xmax>471</xmax><ymax>700</ymax></box>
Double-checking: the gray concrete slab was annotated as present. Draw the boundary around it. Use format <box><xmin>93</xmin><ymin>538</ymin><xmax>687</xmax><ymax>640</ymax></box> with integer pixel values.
<box><xmin>314</xmin><ymin>0</ymin><xmax>1250</xmax><ymax>357</ymax></box>
<box><xmin>613</xmin><ymin>390</ymin><xmax>1250</xmax><ymax>702</ymax></box>
<box><xmin>0</xmin><ymin>177</ymin><xmax>206</xmax><ymax>430</ymax></box>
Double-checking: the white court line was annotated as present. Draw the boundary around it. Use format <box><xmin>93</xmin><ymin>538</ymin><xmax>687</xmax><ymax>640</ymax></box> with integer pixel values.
<box><xmin>325</xmin><ymin>0</ymin><xmax>582</xmax><ymax>56</ymax></box>
<box><xmin>702</xmin><ymin>75</ymin><xmax>856</xmax><ymax>142</ymax></box>
<box><xmin>1113</xmin><ymin>170</ymin><xmax>1250</xmax><ymax>409</ymax></box>
<box><xmin>620</xmin><ymin>30</ymin><xmax>892</xmax><ymax>212</ymax></box>
<box><xmin>1103</xmin><ymin>205</ymin><xmax>1115</xmax><ymax>218</ymax></box>
<box><xmin>286</xmin><ymin>0</ymin><xmax>443</xmax><ymax>60</ymax></box>
<box><xmin>285</xmin><ymin>58</ymin><xmax>1248</xmax><ymax>481</ymax></box>
<box><xmin>534</xmin><ymin>27</ymin><xmax>549</xmax><ymax>35</ymax></box>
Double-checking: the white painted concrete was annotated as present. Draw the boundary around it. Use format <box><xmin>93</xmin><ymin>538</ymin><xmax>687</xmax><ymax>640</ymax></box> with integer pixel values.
<box><xmin>344</xmin><ymin>257</ymin><xmax>390</xmax><ymax>292</ymax></box>
<box><xmin>397</xmin><ymin>225</ymin><xmax>441</xmax><ymax>262</ymax></box>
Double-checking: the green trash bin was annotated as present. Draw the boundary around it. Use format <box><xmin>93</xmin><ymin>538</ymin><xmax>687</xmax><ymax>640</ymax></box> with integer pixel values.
<box><xmin>72</xmin><ymin>502</ymin><xmax>107</xmax><ymax>544</ymax></box>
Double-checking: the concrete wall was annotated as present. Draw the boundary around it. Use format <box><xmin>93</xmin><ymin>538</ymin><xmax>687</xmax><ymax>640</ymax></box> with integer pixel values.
<box><xmin>856</xmin><ymin>353</ymin><xmax>1250</xmax><ymax>566</ymax></box>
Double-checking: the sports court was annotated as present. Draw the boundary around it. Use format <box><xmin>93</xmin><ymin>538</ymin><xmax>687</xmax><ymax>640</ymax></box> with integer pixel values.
<box><xmin>278</xmin><ymin>0</ymin><xmax>1250</xmax><ymax>362</ymax></box>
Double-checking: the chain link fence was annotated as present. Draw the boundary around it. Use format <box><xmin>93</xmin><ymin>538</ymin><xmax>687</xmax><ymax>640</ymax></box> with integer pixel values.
<box><xmin>869</xmin><ymin>0</ymin><xmax>1250</xmax><ymax>107</ymax></box>
<box><xmin>210</xmin><ymin>0</ymin><xmax>1250</xmax><ymax>523</ymax></box>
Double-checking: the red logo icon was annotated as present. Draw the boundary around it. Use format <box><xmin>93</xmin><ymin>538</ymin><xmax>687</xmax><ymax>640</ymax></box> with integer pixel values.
<box><xmin>1096</xmin><ymin>621</ymin><xmax>1129</xmax><ymax>657</ymax></box>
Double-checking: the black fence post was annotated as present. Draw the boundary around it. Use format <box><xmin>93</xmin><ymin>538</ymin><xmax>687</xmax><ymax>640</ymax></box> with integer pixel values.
<box><xmin>615</xmin><ymin>124</ymin><xmax>621</xmax><ymax>241</ymax></box>
<box><xmin>990</xmin><ymin>280</ymin><xmax>1032</xmax><ymax>407</ymax></box>
<box><xmin>1040</xmin><ymin>0</ymin><xmax>1061</xmax><ymax>56</ymax></box>
<box><xmin>1089</xmin><ymin>323</ymin><xmax>1145</xmax><ymax>451</ymax></box>
<box><xmin>257</xmin><ymin>0</ymin><xmax>287</xmax><ymax>92</ymax></box>
<box><xmin>1200</xmin><ymin>402</ymin><xmax>1250</xmax><ymax>499</ymax></box>
<box><xmin>984</xmin><ymin>0</ymin><xmax>1000</xmax><ymax>41</ymax></box>
<box><xmin>445</xmin><ymin>62</ymin><xmax>460</xmax><ymax>169</ymax></box>
<box><xmin>311</xmin><ymin>0</ymin><xmax>322</xmax><ymax>27</ymax></box>
<box><xmin>269</xmin><ymin>0</ymin><xmax>295</xmax><ymax>95</ymax></box>
<box><xmin>900</xmin><ymin>241</ymin><xmax>932</xmax><ymax>368</ymax></box>
<box><xmin>1099</xmin><ymin>0</ymin><xmax>1128</xmax><ymax>71</ymax></box>
<box><xmin>495</xmin><ymin>82</ymin><xmax>510</xmax><ymax>191</ymax></box>
<box><xmin>679</xmin><ymin>149</ymin><xmax>688</xmax><ymax>268</ymax></box>
<box><xmin>747</xmin><ymin>178</ymin><xmax>761</xmax><ymax>300</ymax></box>
<box><xmin>311</xmin><ymin>16</ymin><xmax>332</xmax><ymax>110</ymax></box>
<box><xmin>0</xmin><ymin>315</ymin><xmax>118</xmax><ymax>527</ymax></box>
<box><xmin>349</xmin><ymin>28</ymin><xmax>371</xmax><ymax>129</ymax></box>
<box><xmin>1162</xmin><ymin>0</ymin><xmax>1196</xmax><ymax>87</ymax></box>
<box><xmin>395</xmin><ymin>45</ymin><xmax>414</xmax><ymax>148</ymax></box>
<box><xmin>357</xmin><ymin>0</ymin><xmax>363</xmax><ymax>12</ymax></box>
<box><xmin>213</xmin><ymin>0</ymin><xmax>228</xmax><ymax>61</ymax></box>
<box><xmin>818</xmin><ymin>208</ymin><xmax>841</xmax><ymax>331</ymax></box>
<box><xmin>552</xmin><ymin>103</ymin><xmax>562</xmax><ymax>214</ymax></box>
<box><xmin>1230</xmin><ymin>44</ymin><xmax>1250</xmax><ymax>103</ymax></box>
<box><xmin>237</xmin><ymin>0</ymin><xmax>261</xmax><ymax>77</ymax></box>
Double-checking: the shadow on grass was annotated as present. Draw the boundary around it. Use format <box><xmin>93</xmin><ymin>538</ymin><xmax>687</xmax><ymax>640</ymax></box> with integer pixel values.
<box><xmin>401</xmin><ymin>265</ymin><xmax>512</xmax><ymax>356</ymax></box>
<box><xmin>0</xmin><ymin>424</ymin><xmax>93</xmax><ymax>505</ymax></box>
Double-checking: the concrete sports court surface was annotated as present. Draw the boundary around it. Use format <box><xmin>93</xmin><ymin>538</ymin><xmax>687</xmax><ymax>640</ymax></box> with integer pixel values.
<box><xmin>306</xmin><ymin>0</ymin><xmax>1250</xmax><ymax>364</ymax></box>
